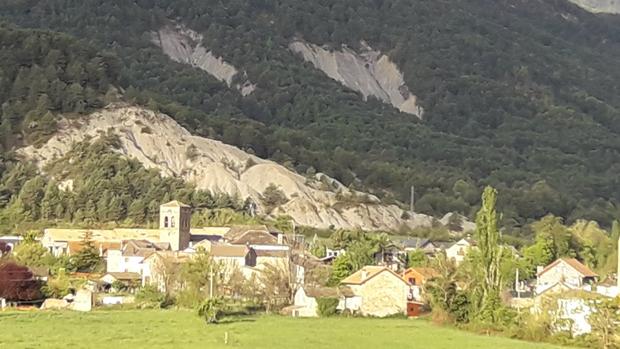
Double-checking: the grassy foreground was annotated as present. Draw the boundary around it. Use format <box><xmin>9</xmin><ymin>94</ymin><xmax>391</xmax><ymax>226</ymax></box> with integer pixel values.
<box><xmin>0</xmin><ymin>310</ymin><xmax>564</xmax><ymax>349</ymax></box>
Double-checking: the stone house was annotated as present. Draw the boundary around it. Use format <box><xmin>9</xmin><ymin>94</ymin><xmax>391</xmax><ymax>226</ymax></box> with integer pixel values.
<box><xmin>536</xmin><ymin>258</ymin><xmax>598</xmax><ymax>294</ymax></box>
<box><xmin>401</xmin><ymin>238</ymin><xmax>437</xmax><ymax>255</ymax></box>
<box><xmin>340</xmin><ymin>266</ymin><xmax>410</xmax><ymax>317</ymax></box>
<box><xmin>211</xmin><ymin>244</ymin><xmax>257</xmax><ymax>278</ymax></box>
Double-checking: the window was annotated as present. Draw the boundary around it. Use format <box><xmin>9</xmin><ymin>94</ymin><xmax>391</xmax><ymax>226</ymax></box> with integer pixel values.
<box><xmin>164</xmin><ymin>216</ymin><xmax>169</xmax><ymax>228</ymax></box>
<box><xmin>171</xmin><ymin>216</ymin><xmax>175</xmax><ymax>228</ymax></box>
<box><xmin>409</xmin><ymin>277</ymin><xmax>416</xmax><ymax>285</ymax></box>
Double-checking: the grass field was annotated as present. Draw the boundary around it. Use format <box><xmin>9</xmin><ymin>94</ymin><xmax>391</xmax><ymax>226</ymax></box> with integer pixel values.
<box><xmin>0</xmin><ymin>310</ymin><xmax>565</xmax><ymax>349</ymax></box>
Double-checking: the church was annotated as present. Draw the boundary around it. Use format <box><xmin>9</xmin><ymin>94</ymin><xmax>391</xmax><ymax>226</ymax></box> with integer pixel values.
<box><xmin>42</xmin><ymin>200</ymin><xmax>194</xmax><ymax>256</ymax></box>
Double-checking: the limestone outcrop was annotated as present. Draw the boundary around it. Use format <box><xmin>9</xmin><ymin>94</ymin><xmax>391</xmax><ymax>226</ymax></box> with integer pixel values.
<box><xmin>151</xmin><ymin>25</ymin><xmax>255</xmax><ymax>96</ymax></box>
<box><xmin>289</xmin><ymin>40</ymin><xmax>423</xmax><ymax>118</ymax></box>
<box><xmin>19</xmin><ymin>105</ymin><xmax>445</xmax><ymax>231</ymax></box>
<box><xmin>567</xmin><ymin>0</ymin><xmax>620</xmax><ymax>13</ymax></box>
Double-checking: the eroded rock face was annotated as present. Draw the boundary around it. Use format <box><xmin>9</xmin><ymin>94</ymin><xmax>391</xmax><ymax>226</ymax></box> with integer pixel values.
<box><xmin>19</xmin><ymin>104</ymin><xmax>438</xmax><ymax>231</ymax></box>
<box><xmin>289</xmin><ymin>40</ymin><xmax>423</xmax><ymax>118</ymax></box>
<box><xmin>151</xmin><ymin>25</ymin><xmax>256</xmax><ymax>96</ymax></box>
<box><xmin>567</xmin><ymin>0</ymin><xmax>620</xmax><ymax>13</ymax></box>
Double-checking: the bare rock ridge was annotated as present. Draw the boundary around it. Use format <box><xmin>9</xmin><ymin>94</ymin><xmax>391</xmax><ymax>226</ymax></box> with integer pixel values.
<box><xmin>151</xmin><ymin>25</ymin><xmax>256</xmax><ymax>96</ymax></box>
<box><xmin>19</xmin><ymin>105</ymin><xmax>444</xmax><ymax>231</ymax></box>
<box><xmin>567</xmin><ymin>0</ymin><xmax>620</xmax><ymax>13</ymax></box>
<box><xmin>289</xmin><ymin>40</ymin><xmax>423</xmax><ymax>118</ymax></box>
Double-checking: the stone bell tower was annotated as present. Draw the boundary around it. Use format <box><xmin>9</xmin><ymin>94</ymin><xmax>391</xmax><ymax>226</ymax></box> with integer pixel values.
<box><xmin>159</xmin><ymin>200</ymin><xmax>191</xmax><ymax>251</ymax></box>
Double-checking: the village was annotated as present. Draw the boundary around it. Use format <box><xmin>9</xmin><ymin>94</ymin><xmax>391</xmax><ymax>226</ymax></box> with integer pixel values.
<box><xmin>1</xmin><ymin>198</ymin><xmax>618</xmax><ymax>342</ymax></box>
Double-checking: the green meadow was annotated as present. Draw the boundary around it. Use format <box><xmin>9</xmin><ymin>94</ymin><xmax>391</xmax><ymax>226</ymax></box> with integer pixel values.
<box><xmin>0</xmin><ymin>310</ymin><xmax>566</xmax><ymax>349</ymax></box>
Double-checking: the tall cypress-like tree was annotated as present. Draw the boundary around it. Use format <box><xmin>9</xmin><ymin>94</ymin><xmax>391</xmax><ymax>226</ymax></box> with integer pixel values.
<box><xmin>473</xmin><ymin>186</ymin><xmax>504</xmax><ymax>323</ymax></box>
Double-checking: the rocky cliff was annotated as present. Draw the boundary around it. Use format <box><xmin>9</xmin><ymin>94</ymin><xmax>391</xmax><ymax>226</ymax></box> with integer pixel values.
<box><xmin>289</xmin><ymin>40</ymin><xmax>423</xmax><ymax>118</ymax></box>
<box><xmin>151</xmin><ymin>25</ymin><xmax>256</xmax><ymax>96</ymax></box>
<box><xmin>18</xmin><ymin>105</ymin><xmax>441</xmax><ymax>231</ymax></box>
<box><xmin>567</xmin><ymin>0</ymin><xmax>620</xmax><ymax>13</ymax></box>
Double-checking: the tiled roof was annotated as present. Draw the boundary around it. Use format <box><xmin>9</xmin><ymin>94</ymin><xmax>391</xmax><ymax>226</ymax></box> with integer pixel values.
<box><xmin>102</xmin><ymin>272</ymin><xmax>141</xmax><ymax>281</ymax></box>
<box><xmin>210</xmin><ymin>244</ymin><xmax>251</xmax><ymax>258</ymax></box>
<box><xmin>255</xmin><ymin>250</ymin><xmax>288</xmax><ymax>258</ymax></box>
<box><xmin>340</xmin><ymin>266</ymin><xmax>408</xmax><ymax>286</ymax></box>
<box><xmin>404</xmin><ymin>267</ymin><xmax>439</xmax><ymax>280</ymax></box>
<box><xmin>228</xmin><ymin>231</ymin><xmax>278</xmax><ymax>245</ymax></box>
<box><xmin>160</xmin><ymin>200</ymin><xmax>190</xmax><ymax>208</ymax></box>
<box><xmin>45</xmin><ymin>228</ymin><xmax>161</xmax><ymax>243</ymax></box>
<box><xmin>303</xmin><ymin>287</ymin><xmax>340</xmax><ymax>298</ymax></box>
<box><xmin>67</xmin><ymin>241</ymin><xmax>121</xmax><ymax>254</ymax></box>
<box><xmin>538</xmin><ymin>258</ymin><xmax>598</xmax><ymax>278</ymax></box>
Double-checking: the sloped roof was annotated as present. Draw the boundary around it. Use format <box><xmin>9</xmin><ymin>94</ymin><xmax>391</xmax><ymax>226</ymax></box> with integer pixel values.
<box><xmin>401</xmin><ymin>238</ymin><xmax>431</xmax><ymax>249</ymax></box>
<box><xmin>211</xmin><ymin>244</ymin><xmax>251</xmax><ymax>258</ymax></box>
<box><xmin>303</xmin><ymin>287</ymin><xmax>339</xmax><ymax>298</ymax></box>
<box><xmin>102</xmin><ymin>272</ymin><xmax>141</xmax><ymax>281</ymax></box>
<box><xmin>67</xmin><ymin>241</ymin><xmax>121</xmax><ymax>254</ymax></box>
<box><xmin>45</xmin><ymin>228</ymin><xmax>162</xmax><ymax>243</ymax></box>
<box><xmin>538</xmin><ymin>258</ymin><xmax>598</xmax><ymax>278</ymax></box>
<box><xmin>160</xmin><ymin>200</ymin><xmax>190</xmax><ymax>208</ymax></box>
<box><xmin>228</xmin><ymin>230</ymin><xmax>278</xmax><ymax>245</ymax></box>
<box><xmin>225</xmin><ymin>225</ymin><xmax>278</xmax><ymax>242</ymax></box>
<box><xmin>404</xmin><ymin>267</ymin><xmax>439</xmax><ymax>280</ymax></box>
<box><xmin>190</xmin><ymin>227</ymin><xmax>230</xmax><ymax>236</ymax></box>
<box><xmin>256</xmin><ymin>250</ymin><xmax>288</xmax><ymax>258</ymax></box>
<box><xmin>340</xmin><ymin>266</ymin><xmax>408</xmax><ymax>286</ymax></box>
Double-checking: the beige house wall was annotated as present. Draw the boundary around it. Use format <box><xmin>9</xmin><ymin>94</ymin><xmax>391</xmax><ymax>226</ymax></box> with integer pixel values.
<box><xmin>356</xmin><ymin>271</ymin><xmax>409</xmax><ymax>317</ymax></box>
<box><xmin>539</xmin><ymin>261</ymin><xmax>584</xmax><ymax>288</ymax></box>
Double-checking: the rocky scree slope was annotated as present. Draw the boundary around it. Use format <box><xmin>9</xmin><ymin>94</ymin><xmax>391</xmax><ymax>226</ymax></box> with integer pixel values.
<box><xmin>18</xmin><ymin>105</ymin><xmax>442</xmax><ymax>231</ymax></box>
<box><xmin>151</xmin><ymin>25</ymin><xmax>256</xmax><ymax>96</ymax></box>
<box><xmin>567</xmin><ymin>0</ymin><xmax>620</xmax><ymax>13</ymax></box>
<box><xmin>289</xmin><ymin>40</ymin><xmax>423</xmax><ymax>118</ymax></box>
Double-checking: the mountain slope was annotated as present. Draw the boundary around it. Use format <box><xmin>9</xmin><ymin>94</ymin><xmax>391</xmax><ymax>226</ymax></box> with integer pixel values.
<box><xmin>19</xmin><ymin>104</ymin><xmax>437</xmax><ymax>231</ymax></box>
<box><xmin>568</xmin><ymin>0</ymin><xmax>620</xmax><ymax>13</ymax></box>
<box><xmin>4</xmin><ymin>1</ymin><xmax>620</xmax><ymax>228</ymax></box>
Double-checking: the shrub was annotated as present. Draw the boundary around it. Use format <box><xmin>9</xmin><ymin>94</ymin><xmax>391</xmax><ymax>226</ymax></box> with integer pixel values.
<box><xmin>198</xmin><ymin>298</ymin><xmax>225</xmax><ymax>324</ymax></box>
<box><xmin>316</xmin><ymin>297</ymin><xmax>339</xmax><ymax>317</ymax></box>
<box><xmin>135</xmin><ymin>285</ymin><xmax>167</xmax><ymax>308</ymax></box>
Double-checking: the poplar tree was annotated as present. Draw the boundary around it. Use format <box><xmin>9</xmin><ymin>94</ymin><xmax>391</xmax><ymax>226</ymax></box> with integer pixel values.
<box><xmin>474</xmin><ymin>186</ymin><xmax>504</xmax><ymax>323</ymax></box>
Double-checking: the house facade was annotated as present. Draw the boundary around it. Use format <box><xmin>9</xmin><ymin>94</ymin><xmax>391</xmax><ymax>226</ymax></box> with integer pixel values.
<box><xmin>536</xmin><ymin>258</ymin><xmax>598</xmax><ymax>294</ymax></box>
<box><xmin>445</xmin><ymin>238</ymin><xmax>474</xmax><ymax>265</ymax></box>
<box><xmin>340</xmin><ymin>266</ymin><xmax>410</xmax><ymax>317</ymax></box>
<box><xmin>292</xmin><ymin>286</ymin><xmax>341</xmax><ymax>317</ymax></box>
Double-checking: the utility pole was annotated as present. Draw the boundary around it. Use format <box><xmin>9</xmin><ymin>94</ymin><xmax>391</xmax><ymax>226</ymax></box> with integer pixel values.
<box><xmin>410</xmin><ymin>185</ymin><xmax>415</xmax><ymax>212</ymax></box>
<box><xmin>209</xmin><ymin>263</ymin><xmax>214</xmax><ymax>298</ymax></box>
<box><xmin>515</xmin><ymin>268</ymin><xmax>520</xmax><ymax>299</ymax></box>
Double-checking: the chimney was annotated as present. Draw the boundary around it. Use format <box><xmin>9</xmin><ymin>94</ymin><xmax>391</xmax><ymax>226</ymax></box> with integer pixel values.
<box><xmin>277</xmin><ymin>233</ymin><xmax>284</xmax><ymax>245</ymax></box>
<box><xmin>361</xmin><ymin>269</ymin><xmax>368</xmax><ymax>281</ymax></box>
<box><xmin>536</xmin><ymin>266</ymin><xmax>544</xmax><ymax>275</ymax></box>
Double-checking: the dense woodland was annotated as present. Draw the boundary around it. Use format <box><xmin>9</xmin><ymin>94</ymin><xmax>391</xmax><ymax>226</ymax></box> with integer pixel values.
<box><xmin>1</xmin><ymin>1</ymin><xmax>620</xmax><ymax>233</ymax></box>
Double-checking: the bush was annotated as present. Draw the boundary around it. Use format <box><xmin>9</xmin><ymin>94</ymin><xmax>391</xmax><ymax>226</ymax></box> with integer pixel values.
<box><xmin>198</xmin><ymin>298</ymin><xmax>225</xmax><ymax>324</ymax></box>
<box><xmin>316</xmin><ymin>297</ymin><xmax>339</xmax><ymax>317</ymax></box>
<box><xmin>135</xmin><ymin>285</ymin><xmax>167</xmax><ymax>308</ymax></box>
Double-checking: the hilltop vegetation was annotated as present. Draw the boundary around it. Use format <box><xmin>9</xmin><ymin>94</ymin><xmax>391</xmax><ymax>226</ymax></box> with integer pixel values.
<box><xmin>2</xmin><ymin>1</ymin><xmax>620</xmax><ymax>230</ymax></box>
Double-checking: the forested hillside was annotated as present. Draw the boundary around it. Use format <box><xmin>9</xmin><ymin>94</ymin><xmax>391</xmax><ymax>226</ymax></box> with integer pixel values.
<box><xmin>3</xmin><ymin>0</ymin><xmax>620</xmax><ymax>230</ymax></box>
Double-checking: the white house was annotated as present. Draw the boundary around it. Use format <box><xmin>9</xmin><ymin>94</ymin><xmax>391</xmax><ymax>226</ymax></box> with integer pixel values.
<box><xmin>445</xmin><ymin>238</ymin><xmax>475</xmax><ymax>265</ymax></box>
<box><xmin>536</xmin><ymin>258</ymin><xmax>598</xmax><ymax>294</ymax></box>
<box><xmin>292</xmin><ymin>286</ymin><xmax>341</xmax><ymax>317</ymax></box>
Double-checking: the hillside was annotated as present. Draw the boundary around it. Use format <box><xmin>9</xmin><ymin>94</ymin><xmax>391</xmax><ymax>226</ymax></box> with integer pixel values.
<box><xmin>19</xmin><ymin>104</ymin><xmax>437</xmax><ymax>231</ymax></box>
<box><xmin>3</xmin><ymin>0</ymin><xmax>620</xmax><ymax>230</ymax></box>
<box><xmin>568</xmin><ymin>0</ymin><xmax>620</xmax><ymax>13</ymax></box>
